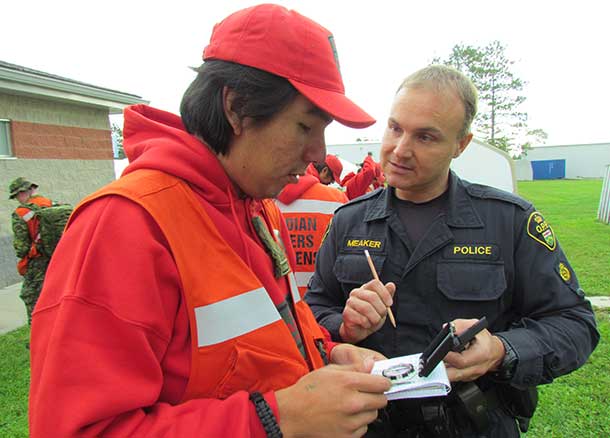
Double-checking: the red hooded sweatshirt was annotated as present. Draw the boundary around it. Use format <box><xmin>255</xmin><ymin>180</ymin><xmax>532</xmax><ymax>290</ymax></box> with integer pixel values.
<box><xmin>29</xmin><ymin>105</ymin><xmax>334</xmax><ymax>437</ymax></box>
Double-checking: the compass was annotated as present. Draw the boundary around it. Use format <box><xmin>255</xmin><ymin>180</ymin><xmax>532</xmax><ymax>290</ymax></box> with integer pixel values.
<box><xmin>382</xmin><ymin>363</ymin><xmax>416</xmax><ymax>384</ymax></box>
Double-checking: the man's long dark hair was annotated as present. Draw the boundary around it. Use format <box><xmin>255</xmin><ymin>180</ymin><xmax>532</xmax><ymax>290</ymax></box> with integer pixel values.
<box><xmin>180</xmin><ymin>60</ymin><xmax>298</xmax><ymax>155</ymax></box>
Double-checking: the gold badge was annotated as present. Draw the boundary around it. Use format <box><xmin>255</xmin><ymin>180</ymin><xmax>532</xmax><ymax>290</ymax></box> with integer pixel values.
<box><xmin>559</xmin><ymin>262</ymin><xmax>571</xmax><ymax>282</ymax></box>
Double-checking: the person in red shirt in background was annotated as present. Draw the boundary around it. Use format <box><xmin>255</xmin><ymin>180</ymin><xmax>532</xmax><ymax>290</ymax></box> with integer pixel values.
<box><xmin>28</xmin><ymin>4</ymin><xmax>394</xmax><ymax>438</ymax></box>
<box><xmin>277</xmin><ymin>154</ymin><xmax>348</xmax><ymax>294</ymax></box>
<box><xmin>341</xmin><ymin>152</ymin><xmax>386</xmax><ymax>200</ymax></box>
<box><xmin>304</xmin><ymin>153</ymin><xmax>345</xmax><ymax>187</ymax></box>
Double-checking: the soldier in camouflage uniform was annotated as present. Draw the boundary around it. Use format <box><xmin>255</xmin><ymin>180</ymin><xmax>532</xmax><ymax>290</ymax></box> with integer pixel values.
<box><xmin>9</xmin><ymin>177</ymin><xmax>53</xmax><ymax>325</ymax></box>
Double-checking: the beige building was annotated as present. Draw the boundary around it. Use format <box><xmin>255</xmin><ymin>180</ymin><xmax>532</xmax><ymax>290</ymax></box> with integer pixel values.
<box><xmin>0</xmin><ymin>60</ymin><xmax>147</xmax><ymax>287</ymax></box>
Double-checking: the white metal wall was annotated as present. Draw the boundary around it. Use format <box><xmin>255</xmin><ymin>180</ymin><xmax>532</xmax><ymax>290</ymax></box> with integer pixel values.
<box><xmin>514</xmin><ymin>159</ymin><xmax>533</xmax><ymax>181</ymax></box>
<box><xmin>526</xmin><ymin>143</ymin><xmax>610</xmax><ymax>178</ymax></box>
<box><xmin>598</xmin><ymin>165</ymin><xmax>610</xmax><ymax>224</ymax></box>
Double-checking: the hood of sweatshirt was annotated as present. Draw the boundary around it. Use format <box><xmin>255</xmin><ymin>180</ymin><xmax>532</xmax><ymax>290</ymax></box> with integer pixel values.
<box><xmin>122</xmin><ymin>104</ymin><xmax>235</xmax><ymax>207</ymax></box>
<box><xmin>276</xmin><ymin>175</ymin><xmax>319</xmax><ymax>204</ymax></box>
<box><xmin>120</xmin><ymin>105</ymin><xmax>296</xmax><ymax>306</ymax></box>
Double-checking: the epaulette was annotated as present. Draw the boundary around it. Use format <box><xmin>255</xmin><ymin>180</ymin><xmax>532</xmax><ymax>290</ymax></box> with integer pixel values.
<box><xmin>334</xmin><ymin>188</ymin><xmax>383</xmax><ymax>213</ymax></box>
<box><xmin>464</xmin><ymin>183</ymin><xmax>531</xmax><ymax>211</ymax></box>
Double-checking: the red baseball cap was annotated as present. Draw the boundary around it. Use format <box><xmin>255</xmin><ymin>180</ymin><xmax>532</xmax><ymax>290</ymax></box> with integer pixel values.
<box><xmin>325</xmin><ymin>154</ymin><xmax>343</xmax><ymax>184</ymax></box>
<box><xmin>203</xmin><ymin>4</ymin><xmax>375</xmax><ymax>128</ymax></box>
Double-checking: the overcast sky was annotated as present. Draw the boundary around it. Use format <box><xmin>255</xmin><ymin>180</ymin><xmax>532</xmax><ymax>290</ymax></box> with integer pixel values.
<box><xmin>2</xmin><ymin>0</ymin><xmax>608</xmax><ymax>146</ymax></box>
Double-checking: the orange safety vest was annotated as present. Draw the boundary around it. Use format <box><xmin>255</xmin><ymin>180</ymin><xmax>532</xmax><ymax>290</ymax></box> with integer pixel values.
<box><xmin>71</xmin><ymin>169</ymin><xmax>328</xmax><ymax>401</ymax></box>
<box><xmin>276</xmin><ymin>184</ymin><xmax>347</xmax><ymax>294</ymax></box>
<box><xmin>15</xmin><ymin>196</ymin><xmax>53</xmax><ymax>275</ymax></box>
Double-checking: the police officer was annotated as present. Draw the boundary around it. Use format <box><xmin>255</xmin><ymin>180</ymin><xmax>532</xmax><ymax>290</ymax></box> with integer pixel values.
<box><xmin>305</xmin><ymin>65</ymin><xmax>599</xmax><ymax>437</ymax></box>
<box><xmin>9</xmin><ymin>177</ymin><xmax>53</xmax><ymax>326</ymax></box>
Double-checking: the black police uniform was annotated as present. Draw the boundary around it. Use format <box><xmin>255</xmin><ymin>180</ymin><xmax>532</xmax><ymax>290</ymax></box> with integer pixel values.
<box><xmin>305</xmin><ymin>172</ymin><xmax>599</xmax><ymax>437</ymax></box>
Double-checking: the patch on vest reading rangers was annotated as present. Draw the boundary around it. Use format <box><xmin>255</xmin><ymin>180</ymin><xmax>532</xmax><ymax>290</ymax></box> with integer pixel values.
<box><xmin>558</xmin><ymin>262</ymin><xmax>571</xmax><ymax>282</ymax></box>
<box><xmin>527</xmin><ymin>211</ymin><xmax>556</xmax><ymax>251</ymax></box>
<box><xmin>443</xmin><ymin>244</ymin><xmax>500</xmax><ymax>261</ymax></box>
<box><xmin>343</xmin><ymin>236</ymin><xmax>384</xmax><ymax>252</ymax></box>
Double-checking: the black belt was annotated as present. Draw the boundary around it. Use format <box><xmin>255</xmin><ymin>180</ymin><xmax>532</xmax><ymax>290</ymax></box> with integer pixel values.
<box><xmin>378</xmin><ymin>383</ymin><xmax>504</xmax><ymax>437</ymax></box>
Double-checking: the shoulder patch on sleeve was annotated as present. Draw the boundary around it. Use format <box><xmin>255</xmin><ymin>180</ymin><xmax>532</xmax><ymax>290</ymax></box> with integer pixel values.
<box><xmin>558</xmin><ymin>262</ymin><xmax>571</xmax><ymax>282</ymax></box>
<box><xmin>555</xmin><ymin>260</ymin><xmax>584</xmax><ymax>297</ymax></box>
<box><xmin>465</xmin><ymin>183</ymin><xmax>531</xmax><ymax>211</ymax></box>
<box><xmin>526</xmin><ymin>211</ymin><xmax>556</xmax><ymax>251</ymax></box>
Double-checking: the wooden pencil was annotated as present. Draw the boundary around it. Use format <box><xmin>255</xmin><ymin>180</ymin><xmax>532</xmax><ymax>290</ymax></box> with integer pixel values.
<box><xmin>364</xmin><ymin>249</ymin><xmax>396</xmax><ymax>328</ymax></box>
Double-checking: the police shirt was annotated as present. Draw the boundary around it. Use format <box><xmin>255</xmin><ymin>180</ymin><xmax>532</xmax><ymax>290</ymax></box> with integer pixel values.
<box><xmin>305</xmin><ymin>171</ymin><xmax>599</xmax><ymax>389</ymax></box>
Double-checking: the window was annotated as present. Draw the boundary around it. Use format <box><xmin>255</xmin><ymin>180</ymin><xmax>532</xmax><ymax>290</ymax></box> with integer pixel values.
<box><xmin>0</xmin><ymin>119</ymin><xmax>12</xmax><ymax>157</ymax></box>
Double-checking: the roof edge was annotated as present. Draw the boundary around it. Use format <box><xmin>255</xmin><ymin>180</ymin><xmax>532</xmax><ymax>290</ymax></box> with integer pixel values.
<box><xmin>0</xmin><ymin>60</ymin><xmax>148</xmax><ymax>108</ymax></box>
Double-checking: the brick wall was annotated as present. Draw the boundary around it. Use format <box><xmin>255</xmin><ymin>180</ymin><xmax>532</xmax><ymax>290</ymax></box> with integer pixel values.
<box><xmin>11</xmin><ymin>121</ymin><xmax>112</xmax><ymax>159</ymax></box>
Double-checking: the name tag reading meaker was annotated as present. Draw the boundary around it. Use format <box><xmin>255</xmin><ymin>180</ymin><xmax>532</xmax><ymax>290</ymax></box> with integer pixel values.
<box><xmin>344</xmin><ymin>236</ymin><xmax>385</xmax><ymax>251</ymax></box>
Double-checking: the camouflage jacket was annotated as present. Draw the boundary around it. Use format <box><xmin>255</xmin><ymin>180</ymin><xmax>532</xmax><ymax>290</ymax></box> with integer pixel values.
<box><xmin>12</xmin><ymin>195</ymin><xmax>53</xmax><ymax>259</ymax></box>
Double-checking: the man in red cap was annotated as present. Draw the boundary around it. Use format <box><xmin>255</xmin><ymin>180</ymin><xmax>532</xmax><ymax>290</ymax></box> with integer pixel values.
<box><xmin>306</xmin><ymin>154</ymin><xmax>344</xmax><ymax>187</ymax></box>
<box><xmin>29</xmin><ymin>4</ymin><xmax>394</xmax><ymax>438</ymax></box>
<box><xmin>277</xmin><ymin>154</ymin><xmax>348</xmax><ymax>295</ymax></box>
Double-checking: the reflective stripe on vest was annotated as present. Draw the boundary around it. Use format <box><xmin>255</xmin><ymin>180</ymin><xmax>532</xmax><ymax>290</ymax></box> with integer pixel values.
<box><xmin>195</xmin><ymin>287</ymin><xmax>281</xmax><ymax>347</ymax></box>
<box><xmin>21</xmin><ymin>211</ymin><xmax>35</xmax><ymax>222</ymax></box>
<box><xmin>295</xmin><ymin>271</ymin><xmax>314</xmax><ymax>289</ymax></box>
<box><xmin>277</xmin><ymin>198</ymin><xmax>343</xmax><ymax>215</ymax></box>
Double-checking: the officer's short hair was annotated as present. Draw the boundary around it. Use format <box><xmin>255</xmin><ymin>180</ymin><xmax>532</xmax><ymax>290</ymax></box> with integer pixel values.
<box><xmin>180</xmin><ymin>60</ymin><xmax>299</xmax><ymax>155</ymax></box>
<box><xmin>397</xmin><ymin>65</ymin><xmax>478</xmax><ymax>140</ymax></box>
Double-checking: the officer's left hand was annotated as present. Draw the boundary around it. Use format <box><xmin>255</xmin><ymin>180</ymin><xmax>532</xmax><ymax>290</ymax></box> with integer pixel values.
<box><xmin>443</xmin><ymin>319</ymin><xmax>505</xmax><ymax>382</ymax></box>
<box><xmin>330</xmin><ymin>343</ymin><xmax>387</xmax><ymax>367</ymax></box>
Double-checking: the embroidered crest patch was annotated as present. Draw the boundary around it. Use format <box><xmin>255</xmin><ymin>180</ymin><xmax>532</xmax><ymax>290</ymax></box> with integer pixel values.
<box><xmin>527</xmin><ymin>211</ymin><xmax>556</xmax><ymax>251</ymax></box>
<box><xmin>558</xmin><ymin>262</ymin><xmax>571</xmax><ymax>282</ymax></box>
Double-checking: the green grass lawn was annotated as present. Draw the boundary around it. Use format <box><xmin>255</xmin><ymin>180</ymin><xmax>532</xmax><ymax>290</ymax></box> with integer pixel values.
<box><xmin>1</xmin><ymin>179</ymin><xmax>608</xmax><ymax>437</ymax></box>
<box><xmin>524</xmin><ymin>309</ymin><xmax>610</xmax><ymax>438</ymax></box>
<box><xmin>517</xmin><ymin>179</ymin><xmax>610</xmax><ymax>296</ymax></box>
<box><xmin>0</xmin><ymin>326</ymin><xmax>29</xmax><ymax>438</ymax></box>
<box><xmin>2</xmin><ymin>313</ymin><xmax>608</xmax><ymax>437</ymax></box>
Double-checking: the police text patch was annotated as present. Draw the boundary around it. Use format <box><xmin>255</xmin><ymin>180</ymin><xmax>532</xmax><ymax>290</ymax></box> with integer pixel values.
<box><xmin>527</xmin><ymin>211</ymin><xmax>556</xmax><ymax>251</ymax></box>
<box><xmin>443</xmin><ymin>244</ymin><xmax>500</xmax><ymax>261</ymax></box>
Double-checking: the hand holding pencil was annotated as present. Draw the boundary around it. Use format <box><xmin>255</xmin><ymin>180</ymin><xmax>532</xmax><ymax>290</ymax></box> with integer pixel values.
<box><xmin>338</xmin><ymin>251</ymin><xmax>397</xmax><ymax>344</ymax></box>
<box><xmin>364</xmin><ymin>250</ymin><xmax>397</xmax><ymax>328</ymax></box>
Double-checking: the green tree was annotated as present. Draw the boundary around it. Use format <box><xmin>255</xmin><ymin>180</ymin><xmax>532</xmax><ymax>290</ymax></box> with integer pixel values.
<box><xmin>433</xmin><ymin>41</ymin><xmax>546</xmax><ymax>157</ymax></box>
<box><xmin>111</xmin><ymin>123</ymin><xmax>125</xmax><ymax>159</ymax></box>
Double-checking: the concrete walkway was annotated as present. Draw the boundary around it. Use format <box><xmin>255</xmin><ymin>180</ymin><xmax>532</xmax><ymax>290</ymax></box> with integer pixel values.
<box><xmin>0</xmin><ymin>282</ymin><xmax>26</xmax><ymax>335</ymax></box>
<box><xmin>0</xmin><ymin>282</ymin><xmax>608</xmax><ymax>336</ymax></box>
<box><xmin>589</xmin><ymin>296</ymin><xmax>610</xmax><ymax>309</ymax></box>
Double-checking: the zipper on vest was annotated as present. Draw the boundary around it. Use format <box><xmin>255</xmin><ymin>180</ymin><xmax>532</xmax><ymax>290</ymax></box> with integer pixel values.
<box><xmin>315</xmin><ymin>339</ymin><xmax>329</xmax><ymax>365</ymax></box>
